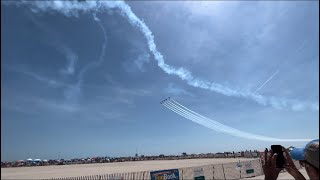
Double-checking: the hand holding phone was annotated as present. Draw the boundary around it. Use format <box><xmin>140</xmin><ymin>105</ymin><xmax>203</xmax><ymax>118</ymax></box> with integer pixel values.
<box><xmin>271</xmin><ymin>145</ymin><xmax>285</xmax><ymax>169</ymax></box>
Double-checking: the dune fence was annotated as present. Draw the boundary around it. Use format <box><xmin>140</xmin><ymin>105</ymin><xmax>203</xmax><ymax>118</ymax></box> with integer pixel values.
<box><xmin>41</xmin><ymin>159</ymin><xmax>302</xmax><ymax>180</ymax></box>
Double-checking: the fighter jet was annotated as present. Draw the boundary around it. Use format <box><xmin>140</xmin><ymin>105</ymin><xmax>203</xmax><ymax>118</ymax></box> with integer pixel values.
<box><xmin>160</xmin><ymin>97</ymin><xmax>171</xmax><ymax>104</ymax></box>
<box><xmin>160</xmin><ymin>99</ymin><xmax>167</xmax><ymax>104</ymax></box>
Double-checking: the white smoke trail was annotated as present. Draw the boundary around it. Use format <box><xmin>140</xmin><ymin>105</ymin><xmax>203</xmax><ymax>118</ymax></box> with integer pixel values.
<box><xmin>65</xmin><ymin>12</ymin><xmax>108</xmax><ymax>102</ymax></box>
<box><xmin>4</xmin><ymin>65</ymin><xmax>67</xmax><ymax>88</ymax></box>
<box><xmin>61</xmin><ymin>47</ymin><xmax>77</xmax><ymax>75</ymax></box>
<box><xmin>163</xmin><ymin>99</ymin><xmax>313</xmax><ymax>142</ymax></box>
<box><xmin>254</xmin><ymin>70</ymin><xmax>279</xmax><ymax>93</ymax></box>
<box><xmin>163</xmin><ymin>101</ymin><xmax>221</xmax><ymax>129</ymax></box>
<box><xmin>5</xmin><ymin>0</ymin><xmax>318</xmax><ymax>111</ymax></box>
<box><xmin>164</xmin><ymin>102</ymin><xmax>261</xmax><ymax>140</ymax></box>
<box><xmin>26</xmin><ymin>11</ymin><xmax>78</xmax><ymax>76</ymax></box>
<box><xmin>164</xmin><ymin>100</ymin><xmax>267</xmax><ymax>137</ymax></box>
<box><xmin>238</xmin><ymin>69</ymin><xmax>279</xmax><ymax>107</ymax></box>
<box><xmin>77</xmin><ymin>12</ymin><xmax>108</xmax><ymax>85</ymax></box>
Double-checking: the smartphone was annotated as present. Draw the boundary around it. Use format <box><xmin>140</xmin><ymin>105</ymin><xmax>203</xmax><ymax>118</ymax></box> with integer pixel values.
<box><xmin>271</xmin><ymin>145</ymin><xmax>285</xmax><ymax>168</ymax></box>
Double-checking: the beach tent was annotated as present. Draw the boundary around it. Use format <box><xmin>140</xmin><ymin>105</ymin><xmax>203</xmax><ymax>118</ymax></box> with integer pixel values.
<box><xmin>34</xmin><ymin>159</ymin><xmax>41</xmax><ymax>162</ymax></box>
<box><xmin>26</xmin><ymin>158</ymin><xmax>33</xmax><ymax>161</ymax></box>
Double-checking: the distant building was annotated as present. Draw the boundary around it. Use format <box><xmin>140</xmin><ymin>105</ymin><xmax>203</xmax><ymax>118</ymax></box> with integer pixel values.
<box><xmin>244</xmin><ymin>151</ymin><xmax>253</xmax><ymax>158</ymax></box>
<box><xmin>214</xmin><ymin>153</ymin><xmax>225</xmax><ymax>158</ymax></box>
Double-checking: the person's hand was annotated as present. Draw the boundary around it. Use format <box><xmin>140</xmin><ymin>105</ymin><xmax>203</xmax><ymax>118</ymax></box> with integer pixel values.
<box><xmin>261</xmin><ymin>149</ymin><xmax>281</xmax><ymax>180</ymax></box>
<box><xmin>283</xmin><ymin>148</ymin><xmax>306</xmax><ymax>180</ymax></box>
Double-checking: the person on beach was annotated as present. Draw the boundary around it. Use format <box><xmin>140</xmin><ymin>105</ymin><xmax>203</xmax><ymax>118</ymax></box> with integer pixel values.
<box><xmin>261</xmin><ymin>139</ymin><xmax>319</xmax><ymax>180</ymax></box>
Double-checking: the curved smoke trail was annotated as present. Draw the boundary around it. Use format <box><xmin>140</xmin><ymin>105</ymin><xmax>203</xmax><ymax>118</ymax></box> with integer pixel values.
<box><xmin>162</xmin><ymin>99</ymin><xmax>313</xmax><ymax>142</ymax></box>
<box><xmin>64</xmin><ymin>12</ymin><xmax>108</xmax><ymax>102</ymax></box>
<box><xmin>78</xmin><ymin>12</ymin><xmax>107</xmax><ymax>84</ymax></box>
<box><xmin>4</xmin><ymin>0</ymin><xmax>318</xmax><ymax>111</ymax></box>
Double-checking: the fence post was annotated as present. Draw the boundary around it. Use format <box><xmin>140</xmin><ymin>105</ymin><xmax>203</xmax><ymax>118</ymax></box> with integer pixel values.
<box><xmin>259</xmin><ymin>158</ymin><xmax>264</xmax><ymax>175</ymax></box>
<box><xmin>142</xmin><ymin>171</ymin><xmax>145</xmax><ymax>180</ymax></box>
<box><xmin>239</xmin><ymin>160</ymin><xmax>241</xmax><ymax>179</ymax></box>
<box><xmin>212</xmin><ymin>165</ymin><xmax>215</xmax><ymax>179</ymax></box>
<box><xmin>222</xmin><ymin>164</ymin><xmax>226</xmax><ymax>180</ymax></box>
<box><xmin>181</xmin><ymin>169</ymin><xmax>184</xmax><ymax>180</ymax></box>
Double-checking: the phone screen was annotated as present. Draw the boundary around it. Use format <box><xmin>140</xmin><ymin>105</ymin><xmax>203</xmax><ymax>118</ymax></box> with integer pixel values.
<box><xmin>271</xmin><ymin>145</ymin><xmax>285</xmax><ymax>168</ymax></box>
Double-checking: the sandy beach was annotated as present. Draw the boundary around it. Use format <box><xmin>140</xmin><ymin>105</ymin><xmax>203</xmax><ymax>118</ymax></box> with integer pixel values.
<box><xmin>1</xmin><ymin>158</ymin><xmax>254</xmax><ymax>179</ymax></box>
<box><xmin>245</xmin><ymin>168</ymin><xmax>309</xmax><ymax>180</ymax></box>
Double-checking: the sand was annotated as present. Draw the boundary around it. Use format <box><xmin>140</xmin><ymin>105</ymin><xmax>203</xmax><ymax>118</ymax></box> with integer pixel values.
<box><xmin>1</xmin><ymin>158</ymin><xmax>254</xmax><ymax>179</ymax></box>
<box><xmin>245</xmin><ymin>168</ymin><xmax>309</xmax><ymax>180</ymax></box>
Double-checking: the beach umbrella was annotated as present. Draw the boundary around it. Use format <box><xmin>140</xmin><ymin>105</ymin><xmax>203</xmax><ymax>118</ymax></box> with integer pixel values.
<box><xmin>26</xmin><ymin>158</ymin><xmax>33</xmax><ymax>161</ymax></box>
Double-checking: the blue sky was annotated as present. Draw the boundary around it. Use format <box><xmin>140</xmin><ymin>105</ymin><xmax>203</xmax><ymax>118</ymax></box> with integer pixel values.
<box><xmin>1</xmin><ymin>1</ymin><xmax>319</xmax><ymax>161</ymax></box>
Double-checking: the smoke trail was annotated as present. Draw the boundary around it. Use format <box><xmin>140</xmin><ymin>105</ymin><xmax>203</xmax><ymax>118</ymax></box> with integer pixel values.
<box><xmin>254</xmin><ymin>70</ymin><xmax>279</xmax><ymax>93</ymax></box>
<box><xmin>238</xmin><ymin>69</ymin><xmax>279</xmax><ymax>107</ymax></box>
<box><xmin>5</xmin><ymin>1</ymin><xmax>318</xmax><ymax>111</ymax></box>
<box><xmin>61</xmin><ymin>47</ymin><xmax>78</xmax><ymax>75</ymax></box>
<box><xmin>4</xmin><ymin>65</ymin><xmax>67</xmax><ymax>88</ymax></box>
<box><xmin>162</xmin><ymin>99</ymin><xmax>313</xmax><ymax>142</ymax></box>
<box><xmin>26</xmin><ymin>11</ymin><xmax>78</xmax><ymax>76</ymax></box>
<box><xmin>92</xmin><ymin>1</ymin><xmax>318</xmax><ymax>111</ymax></box>
<box><xmin>163</xmin><ymin>102</ymin><xmax>260</xmax><ymax>140</ymax></box>
<box><xmin>77</xmin><ymin>12</ymin><xmax>107</xmax><ymax>85</ymax></box>
<box><xmin>65</xmin><ymin>12</ymin><xmax>108</xmax><ymax>102</ymax></box>
<box><xmin>163</xmin><ymin>102</ymin><xmax>297</xmax><ymax>142</ymax></box>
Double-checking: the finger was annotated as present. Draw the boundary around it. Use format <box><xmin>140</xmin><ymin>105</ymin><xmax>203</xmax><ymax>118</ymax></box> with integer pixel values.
<box><xmin>283</xmin><ymin>149</ymin><xmax>294</xmax><ymax>164</ymax></box>
<box><xmin>283</xmin><ymin>156</ymin><xmax>289</xmax><ymax>167</ymax></box>
<box><xmin>271</xmin><ymin>153</ymin><xmax>277</xmax><ymax>167</ymax></box>
<box><xmin>260</xmin><ymin>155</ymin><xmax>265</xmax><ymax>166</ymax></box>
<box><xmin>284</xmin><ymin>165</ymin><xmax>292</xmax><ymax>170</ymax></box>
<box><xmin>268</xmin><ymin>150</ymin><xmax>273</xmax><ymax>166</ymax></box>
<box><xmin>283</xmin><ymin>149</ymin><xmax>289</xmax><ymax>164</ymax></box>
<box><xmin>264</xmin><ymin>149</ymin><xmax>268</xmax><ymax>165</ymax></box>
